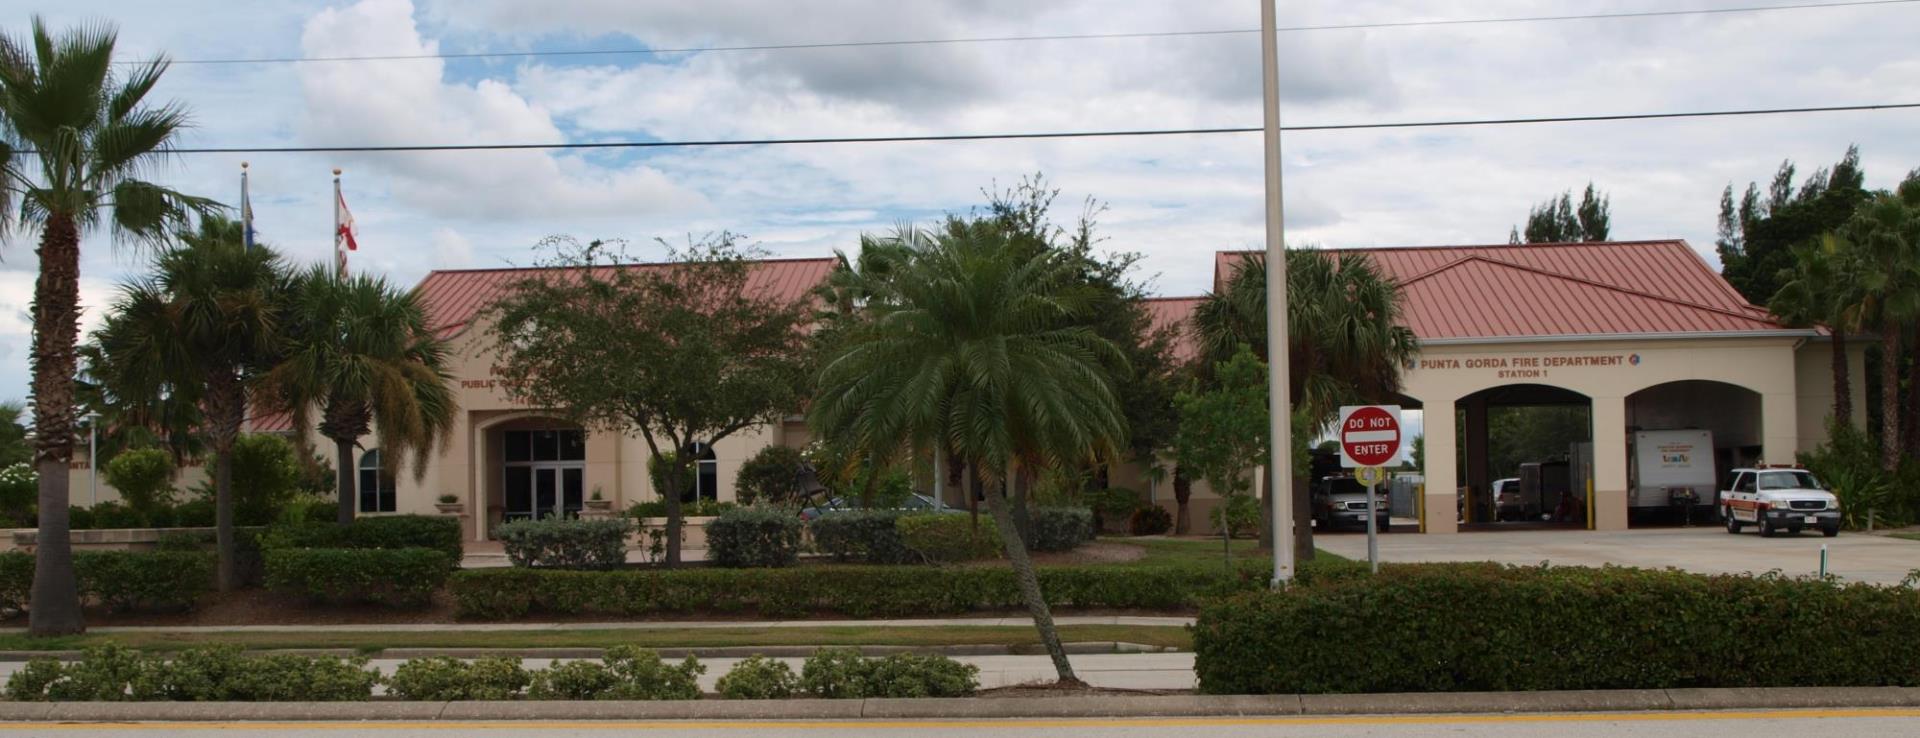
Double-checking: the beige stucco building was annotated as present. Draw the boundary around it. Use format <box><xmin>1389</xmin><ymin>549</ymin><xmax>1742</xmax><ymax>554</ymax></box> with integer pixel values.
<box><xmin>71</xmin><ymin>240</ymin><xmax>1857</xmax><ymax>539</ymax></box>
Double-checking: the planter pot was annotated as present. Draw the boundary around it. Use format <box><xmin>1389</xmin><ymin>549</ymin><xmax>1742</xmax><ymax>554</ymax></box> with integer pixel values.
<box><xmin>434</xmin><ymin>503</ymin><xmax>465</xmax><ymax>515</ymax></box>
<box><xmin>584</xmin><ymin>499</ymin><xmax>613</xmax><ymax>511</ymax></box>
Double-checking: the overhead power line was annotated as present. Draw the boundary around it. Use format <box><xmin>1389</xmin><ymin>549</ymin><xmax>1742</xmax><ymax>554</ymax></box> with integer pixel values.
<box><xmin>147</xmin><ymin>0</ymin><xmax>1919</xmax><ymax>66</ymax></box>
<box><xmin>127</xmin><ymin>102</ymin><xmax>1920</xmax><ymax>155</ymax></box>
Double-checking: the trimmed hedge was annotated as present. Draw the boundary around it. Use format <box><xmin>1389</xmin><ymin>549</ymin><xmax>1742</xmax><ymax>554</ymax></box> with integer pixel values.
<box><xmin>896</xmin><ymin>514</ymin><xmax>999</xmax><ymax>564</ymax></box>
<box><xmin>1027</xmin><ymin>508</ymin><xmax>1093</xmax><ymax>552</ymax></box>
<box><xmin>388</xmin><ymin>656</ymin><xmax>531</xmax><ymax>701</ymax></box>
<box><xmin>808</xmin><ymin>511</ymin><xmax>915</xmax><ymax>564</ymax></box>
<box><xmin>496</xmin><ymin>517</ymin><xmax>631</xmax><ymax>569</ymax></box>
<box><xmin>799</xmin><ymin>648</ymin><xmax>978</xmax><ymax>698</ymax></box>
<box><xmin>5</xmin><ymin>645</ymin><xmax>377</xmax><ymax>702</ymax></box>
<box><xmin>706</xmin><ymin>508</ymin><xmax>803</xmax><ymax>568</ymax></box>
<box><xmin>259</xmin><ymin>515</ymin><xmax>463</xmax><ymax>565</ymax></box>
<box><xmin>527</xmin><ymin>646</ymin><xmax>705</xmax><ymax>701</ymax></box>
<box><xmin>449</xmin><ymin>560</ymin><xmax>1294</xmax><ymax>620</ymax></box>
<box><xmin>262</xmin><ymin>548</ymin><xmax>452</xmax><ymax>608</ymax></box>
<box><xmin>1194</xmin><ymin>564</ymin><xmax>1920</xmax><ymax>694</ymax></box>
<box><xmin>0</xmin><ymin>551</ymin><xmax>216</xmax><ymax>614</ymax></box>
<box><xmin>1128</xmin><ymin>506</ymin><xmax>1174</xmax><ymax>536</ymax></box>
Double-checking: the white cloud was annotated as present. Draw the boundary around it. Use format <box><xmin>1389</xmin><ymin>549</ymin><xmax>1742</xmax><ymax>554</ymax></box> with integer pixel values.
<box><xmin>429</xmin><ymin>227</ymin><xmax>474</xmax><ymax>268</ymax></box>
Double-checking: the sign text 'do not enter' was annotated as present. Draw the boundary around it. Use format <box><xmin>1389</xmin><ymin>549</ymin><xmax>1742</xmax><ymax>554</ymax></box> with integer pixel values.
<box><xmin>1339</xmin><ymin>405</ymin><xmax>1402</xmax><ymax>469</ymax></box>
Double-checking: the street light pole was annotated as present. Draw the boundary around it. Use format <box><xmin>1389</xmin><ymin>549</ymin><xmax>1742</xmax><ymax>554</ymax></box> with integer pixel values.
<box><xmin>1260</xmin><ymin>0</ymin><xmax>1296</xmax><ymax>587</ymax></box>
<box><xmin>85</xmin><ymin>411</ymin><xmax>100</xmax><ymax>507</ymax></box>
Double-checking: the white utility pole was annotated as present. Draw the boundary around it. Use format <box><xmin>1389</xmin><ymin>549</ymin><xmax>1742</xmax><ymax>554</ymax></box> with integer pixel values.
<box><xmin>1260</xmin><ymin>0</ymin><xmax>1296</xmax><ymax>587</ymax></box>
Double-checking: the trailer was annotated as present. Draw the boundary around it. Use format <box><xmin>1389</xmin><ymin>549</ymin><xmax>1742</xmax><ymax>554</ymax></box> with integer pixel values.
<box><xmin>1630</xmin><ymin>429</ymin><xmax>1718</xmax><ymax>515</ymax></box>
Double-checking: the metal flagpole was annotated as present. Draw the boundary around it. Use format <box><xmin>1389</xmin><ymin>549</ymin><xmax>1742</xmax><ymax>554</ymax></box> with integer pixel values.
<box><xmin>332</xmin><ymin>168</ymin><xmax>345</xmax><ymax>280</ymax></box>
<box><xmin>1261</xmin><ymin>0</ymin><xmax>1296</xmax><ymax>587</ymax></box>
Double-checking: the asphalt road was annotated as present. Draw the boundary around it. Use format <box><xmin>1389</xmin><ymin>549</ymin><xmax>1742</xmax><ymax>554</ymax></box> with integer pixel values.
<box><xmin>2</xmin><ymin>710</ymin><xmax>1914</xmax><ymax>737</ymax></box>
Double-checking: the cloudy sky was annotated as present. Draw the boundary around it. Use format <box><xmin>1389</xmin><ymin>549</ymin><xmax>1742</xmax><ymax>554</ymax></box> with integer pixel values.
<box><xmin>0</xmin><ymin>0</ymin><xmax>1916</xmax><ymax>405</ymax></box>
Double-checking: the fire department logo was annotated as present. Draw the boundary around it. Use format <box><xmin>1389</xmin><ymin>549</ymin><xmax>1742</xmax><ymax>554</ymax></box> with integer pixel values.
<box><xmin>1628</xmin><ymin>353</ymin><xmax>1642</xmax><ymax>366</ymax></box>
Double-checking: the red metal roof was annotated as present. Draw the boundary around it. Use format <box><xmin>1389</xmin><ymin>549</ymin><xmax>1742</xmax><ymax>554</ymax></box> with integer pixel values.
<box><xmin>1214</xmin><ymin>240</ymin><xmax>1795</xmax><ymax>342</ymax></box>
<box><xmin>413</xmin><ymin>257</ymin><xmax>840</xmax><ymax>339</ymax></box>
<box><xmin>1142</xmin><ymin>296</ymin><xmax>1204</xmax><ymax>365</ymax></box>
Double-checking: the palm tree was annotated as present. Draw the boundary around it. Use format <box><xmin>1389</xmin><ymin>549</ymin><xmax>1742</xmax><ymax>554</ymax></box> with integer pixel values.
<box><xmin>0</xmin><ymin>18</ymin><xmax>215</xmax><ymax>635</ymax></box>
<box><xmin>261</xmin><ymin>267</ymin><xmax>458</xmax><ymax>524</ymax></box>
<box><xmin>91</xmin><ymin>216</ymin><xmax>286</xmax><ymax>591</ymax></box>
<box><xmin>1770</xmin><ymin>233</ymin><xmax>1865</xmax><ymax>427</ymax></box>
<box><xmin>1193</xmin><ymin>249</ymin><xmax>1418</xmax><ymax>560</ymax></box>
<box><xmin>811</xmin><ymin>220</ymin><xmax>1127</xmax><ymax>686</ymax></box>
<box><xmin>1844</xmin><ymin>175</ymin><xmax>1920</xmax><ymax>470</ymax></box>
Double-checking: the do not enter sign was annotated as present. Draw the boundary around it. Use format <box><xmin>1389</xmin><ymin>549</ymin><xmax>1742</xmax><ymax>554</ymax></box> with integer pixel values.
<box><xmin>1339</xmin><ymin>405</ymin><xmax>1403</xmax><ymax>468</ymax></box>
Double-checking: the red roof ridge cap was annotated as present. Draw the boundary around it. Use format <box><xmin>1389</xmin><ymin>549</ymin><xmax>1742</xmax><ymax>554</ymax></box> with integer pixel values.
<box><xmin>1412</xmin><ymin>255</ymin><xmax>1790</xmax><ymax>326</ymax></box>
<box><xmin>420</xmin><ymin>255</ymin><xmax>839</xmax><ymax>278</ymax></box>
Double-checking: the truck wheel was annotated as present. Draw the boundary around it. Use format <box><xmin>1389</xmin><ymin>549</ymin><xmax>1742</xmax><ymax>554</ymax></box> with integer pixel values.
<box><xmin>1822</xmin><ymin>524</ymin><xmax>1840</xmax><ymax>538</ymax></box>
<box><xmin>1724</xmin><ymin>508</ymin><xmax>1742</xmax><ymax>534</ymax></box>
<box><xmin>1760</xmin><ymin>515</ymin><xmax>1776</xmax><ymax>538</ymax></box>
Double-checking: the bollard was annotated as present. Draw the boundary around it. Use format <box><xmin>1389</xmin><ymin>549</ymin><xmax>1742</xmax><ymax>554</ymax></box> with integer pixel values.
<box><xmin>1819</xmin><ymin>544</ymin><xmax>1828</xmax><ymax>578</ymax></box>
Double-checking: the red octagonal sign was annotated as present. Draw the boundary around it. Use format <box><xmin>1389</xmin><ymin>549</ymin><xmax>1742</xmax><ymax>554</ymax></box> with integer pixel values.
<box><xmin>1339</xmin><ymin>405</ymin><xmax>1402</xmax><ymax>468</ymax></box>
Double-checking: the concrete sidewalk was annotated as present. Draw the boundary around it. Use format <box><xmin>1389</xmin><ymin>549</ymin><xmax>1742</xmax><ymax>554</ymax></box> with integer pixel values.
<box><xmin>0</xmin><ymin>686</ymin><xmax>1916</xmax><ymax>722</ymax></box>
<box><xmin>0</xmin><ymin>615</ymin><xmax>1196</xmax><ymax>635</ymax></box>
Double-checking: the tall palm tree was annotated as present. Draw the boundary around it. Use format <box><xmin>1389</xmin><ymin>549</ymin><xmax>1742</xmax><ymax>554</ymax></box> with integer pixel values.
<box><xmin>1770</xmin><ymin>233</ymin><xmax>1864</xmax><ymax>427</ymax></box>
<box><xmin>0</xmin><ymin>18</ymin><xmax>214</xmax><ymax>635</ymax></box>
<box><xmin>811</xmin><ymin>220</ymin><xmax>1127</xmax><ymax>686</ymax></box>
<box><xmin>1844</xmin><ymin>175</ymin><xmax>1920</xmax><ymax>469</ymax></box>
<box><xmin>1193</xmin><ymin>249</ymin><xmax>1418</xmax><ymax>559</ymax></box>
<box><xmin>90</xmin><ymin>216</ymin><xmax>286</xmax><ymax>591</ymax></box>
<box><xmin>261</xmin><ymin>267</ymin><xmax>457</xmax><ymax>524</ymax></box>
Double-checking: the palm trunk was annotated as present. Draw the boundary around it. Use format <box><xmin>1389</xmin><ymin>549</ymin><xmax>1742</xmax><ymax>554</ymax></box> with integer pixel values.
<box><xmin>1881</xmin><ymin>328</ymin><xmax>1902</xmax><ymax>471</ymax></box>
<box><xmin>1292</xmin><ymin>473</ymin><xmax>1315</xmax><ymax>564</ymax></box>
<box><xmin>28</xmin><ymin>214</ymin><xmax>84</xmax><ymax>637</ymax></box>
<box><xmin>982</xmin><ymin>472</ymin><xmax>1079</xmax><ymax>686</ymax></box>
<box><xmin>1831</xmin><ymin>331</ymin><xmax>1852</xmax><ymax>427</ymax></box>
<box><xmin>1221</xmin><ymin>497</ymin><xmax>1233</xmax><ymax>573</ymax></box>
<box><xmin>334</xmin><ymin>437</ymin><xmax>356</xmax><ymax>526</ymax></box>
<box><xmin>1009</xmin><ymin>466</ymin><xmax>1032</xmax><ymax>544</ymax></box>
<box><xmin>1905</xmin><ymin>326</ymin><xmax>1920</xmax><ymax>458</ymax></box>
<box><xmin>205</xmin><ymin>372</ymin><xmax>246</xmax><ymax>593</ymax></box>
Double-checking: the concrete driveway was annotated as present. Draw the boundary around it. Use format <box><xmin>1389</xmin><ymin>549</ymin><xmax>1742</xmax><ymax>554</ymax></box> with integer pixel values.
<box><xmin>1314</xmin><ymin>527</ymin><xmax>1920</xmax><ymax>585</ymax></box>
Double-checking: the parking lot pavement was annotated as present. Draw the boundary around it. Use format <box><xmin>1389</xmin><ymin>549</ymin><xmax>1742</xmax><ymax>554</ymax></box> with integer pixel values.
<box><xmin>1313</xmin><ymin>527</ymin><xmax>1920</xmax><ymax>584</ymax></box>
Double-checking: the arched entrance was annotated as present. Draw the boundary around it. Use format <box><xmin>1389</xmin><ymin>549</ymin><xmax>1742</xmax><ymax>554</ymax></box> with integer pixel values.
<box><xmin>1456</xmin><ymin>383</ymin><xmax>1593</xmax><ymax>529</ymax></box>
<box><xmin>483</xmin><ymin>416</ymin><xmax>588</xmax><ymax>524</ymax></box>
<box><xmin>1625</xmin><ymin>380</ymin><xmax>1763</xmax><ymax>527</ymax></box>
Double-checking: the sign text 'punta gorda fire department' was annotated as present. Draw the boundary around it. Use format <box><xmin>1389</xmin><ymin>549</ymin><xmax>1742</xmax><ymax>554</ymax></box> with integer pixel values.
<box><xmin>1414</xmin><ymin>353</ymin><xmax>1640</xmax><ymax>380</ymax></box>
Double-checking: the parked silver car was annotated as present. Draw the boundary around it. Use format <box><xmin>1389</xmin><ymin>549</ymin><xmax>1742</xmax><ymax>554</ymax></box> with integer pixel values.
<box><xmin>1311</xmin><ymin>475</ymin><xmax>1390</xmax><ymax>532</ymax></box>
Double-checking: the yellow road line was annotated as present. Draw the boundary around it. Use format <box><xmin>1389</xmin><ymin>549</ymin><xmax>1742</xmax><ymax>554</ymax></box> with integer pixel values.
<box><xmin>1</xmin><ymin>708</ymin><xmax>1915</xmax><ymax>731</ymax></box>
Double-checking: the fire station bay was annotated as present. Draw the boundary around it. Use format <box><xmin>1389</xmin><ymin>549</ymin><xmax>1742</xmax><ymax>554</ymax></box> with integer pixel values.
<box><xmin>136</xmin><ymin>239</ymin><xmax>1854</xmax><ymax>540</ymax></box>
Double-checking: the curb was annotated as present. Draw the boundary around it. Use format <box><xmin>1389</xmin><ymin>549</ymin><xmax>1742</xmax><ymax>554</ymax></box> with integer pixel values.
<box><xmin>0</xmin><ymin>641</ymin><xmax>1178</xmax><ymax>662</ymax></box>
<box><xmin>0</xmin><ymin>687</ymin><xmax>1915</xmax><ymax>722</ymax></box>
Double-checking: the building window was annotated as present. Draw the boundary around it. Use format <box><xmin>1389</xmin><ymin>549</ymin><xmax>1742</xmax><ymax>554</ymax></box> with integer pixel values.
<box><xmin>688</xmin><ymin>442</ymin><xmax>718</xmax><ymax>503</ymax></box>
<box><xmin>358</xmin><ymin>449</ymin><xmax>396</xmax><ymax>513</ymax></box>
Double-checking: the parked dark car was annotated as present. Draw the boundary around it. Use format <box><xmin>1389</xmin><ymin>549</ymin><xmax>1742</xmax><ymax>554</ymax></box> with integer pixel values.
<box><xmin>799</xmin><ymin>493</ymin><xmax>962</xmax><ymax>521</ymax></box>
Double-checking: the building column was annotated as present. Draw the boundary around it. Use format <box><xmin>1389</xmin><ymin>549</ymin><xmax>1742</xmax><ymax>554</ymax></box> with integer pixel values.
<box><xmin>1761</xmin><ymin>391</ymin><xmax>1799</xmax><ymax>466</ymax></box>
<box><xmin>468</xmin><ymin>419</ymin><xmax>486</xmax><ymax>542</ymax></box>
<box><xmin>1590</xmin><ymin>395</ymin><xmax>1629</xmax><ymax>531</ymax></box>
<box><xmin>1420</xmin><ymin>401</ymin><xmax>1458</xmax><ymax>534</ymax></box>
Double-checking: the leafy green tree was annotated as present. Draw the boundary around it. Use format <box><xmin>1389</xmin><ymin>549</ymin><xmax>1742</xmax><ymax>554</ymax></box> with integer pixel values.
<box><xmin>1770</xmin><ymin>233</ymin><xmax>1867</xmax><ymax>426</ymax></box>
<box><xmin>810</xmin><ymin>219</ymin><xmax>1127</xmax><ymax>686</ymax></box>
<box><xmin>1841</xmin><ymin>172</ymin><xmax>1920</xmax><ymax>469</ymax></box>
<box><xmin>1174</xmin><ymin>345</ymin><xmax>1270</xmax><ymax>571</ymax></box>
<box><xmin>735</xmin><ymin>445</ymin><xmax>809</xmax><ymax>506</ymax></box>
<box><xmin>261</xmin><ymin>266</ymin><xmax>458</xmax><ymax>526</ymax></box>
<box><xmin>188</xmin><ymin>433</ymin><xmax>302</xmax><ymax>525</ymax></box>
<box><xmin>91</xmin><ymin>216</ymin><xmax>286</xmax><ymax>591</ymax></box>
<box><xmin>0</xmin><ymin>17</ymin><xmax>217</xmax><ymax>636</ymax></box>
<box><xmin>1515</xmin><ymin>183</ymin><xmax>1611</xmax><ymax>243</ymax></box>
<box><xmin>1718</xmin><ymin>146</ymin><xmax>1869</xmax><ymax>304</ymax></box>
<box><xmin>0</xmin><ymin>403</ymin><xmax>28</xmax><ymax>468</ymax></box>
<box><xmin>0</xmin><ymin>463</ymin><xmax>33</xmax><ymax>526</ymax></box>
<box><xmin>100</xmin><ymin>448</ymin><xmax>174</xmax><ymax>518</ymax></box>
<box><xmin>487</xmin><ymin>236</ymin><xmax>812</xmax><ymax>566</ymax></box>
<box><xmin>1192</xmin><ymin>249</ymin><xmax>1417</xmax><ymax>561</ymax></box>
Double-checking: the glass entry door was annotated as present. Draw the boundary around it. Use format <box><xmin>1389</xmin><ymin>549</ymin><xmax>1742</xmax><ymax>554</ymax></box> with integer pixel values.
<box><xmin>505</xmin><ymin>463</ymin><xmax>584</xmax><ymax>521</ymax></box>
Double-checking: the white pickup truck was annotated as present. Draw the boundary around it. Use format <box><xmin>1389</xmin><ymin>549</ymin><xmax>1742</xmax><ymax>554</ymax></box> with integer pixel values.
<box><xmin>1720</xmin><ymin>467</ymin><xmax>1841</xmax><ymax>538</ymax></box>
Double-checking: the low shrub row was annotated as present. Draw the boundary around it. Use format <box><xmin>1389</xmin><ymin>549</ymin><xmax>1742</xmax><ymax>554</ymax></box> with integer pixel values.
<box><xmin>9</xmin><ymin>646</ymin><xmax>978</xmax><ymax>702</ymax></box>
<box><xmin>262</xmin><ymin>548</ymin><xmax>452</xmax><ymax>608</ymax></box>
<box><xmin>896</xmin><ymin>515</ymin><xmax>999</xmax><ymax>564</ymax></box>
<box><xmin>258</xmin><ymin>515</ymin><xmax>464</xmax><ymax>565</ymax></box>
<box><xmin>495</xmin><ymin>517</ymin><xmax>630</xmax><ymax>569</ymax></box>
<box><xmin>705</xmin><ymin>508</ymin><xmax>803</xmax><ymax>568</ymax></box>
<box><xmin>1026</xmin><ymin>508</ymin><xmax>1094</xmax><ymax>552</ymax></box>
<box><xmin>0</xmin><ymin>551</ymin><xmax>216</xmax><ymax>614</ymax></box>
<box><xmin>1193</xmin><ymin>564</ymin><xmax>1920</xmax><ymax>694</ymax></box>
<box><xmin>808</xmin><ymin>511</ymin><xmax>914</xmax><ymax>565</ymax></box>
<box><xmin>448</xmin><ymin>560</ymin><xmax>1292</xmax><ymax>619</ymax></box>
<box><xmin>6</xmin><ymin>645</ymin><xmax>377</xmax><ymax>702</ymax></box>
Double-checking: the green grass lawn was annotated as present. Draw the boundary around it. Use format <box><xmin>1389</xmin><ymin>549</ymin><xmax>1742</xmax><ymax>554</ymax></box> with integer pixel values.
<box><xmin>0</xmin><ymin>624</ymin><xmax>1194</xmax><ymax>654</ymax></box>
<box><xmin>1891</xmin><ymin>532</ymin><xmax>1920</xmax><ymax>542</ymax></box>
